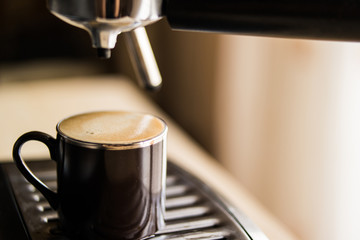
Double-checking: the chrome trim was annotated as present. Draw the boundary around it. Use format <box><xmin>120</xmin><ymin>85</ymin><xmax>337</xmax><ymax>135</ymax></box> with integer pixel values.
<box><xmin>165</xmin><ymin>195</ymin><xmax>201</xmax><ymax>209</ymax></box>
<box><xmin>47</xmin><ymin>0</ymin><xmax>164</xmax><ymax>90</ymax></box>
<box><xmin>151</xmin><ymin>229</ymin><xmax>232</xmax><ymax>240</ymax></box>
<box><xmin>165</xmin><ymin>206</ymin><xmax>211</xmax><ymax>221</ymax></box>
<box><xmin>124</xmin><ymin>27</ymin><xmax>162</xmax><ymax>90</ymax></box>
<box><xmin>170</xmin><ymin>163</ymin><xmax>270</xmax><ymax>240</ymax></box>
<box><xmin>157</xmin><ymin>218</ymin><xmax>221</xmax><ymax>234</ymax></box>
<box><xmin>47</xmin><ymin>0</ymin><xmax>163</xmax><ymax>50</ymax></box>
<box><xmin>56</xmin><ymin>111</ymin><xmax>168</xmax><ymax>150</ymax></box>
<box><xmin>3</xmin><ymin>160</ymin><xmax>267</xmax><ymax>239</ymax></box>
<box><xmin>165</xmin><ymin>184</ymin><xmax>189</xmax><ymax>198</ymax></box>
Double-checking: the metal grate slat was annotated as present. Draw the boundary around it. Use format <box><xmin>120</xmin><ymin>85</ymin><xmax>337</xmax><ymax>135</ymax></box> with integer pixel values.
<box><xmin>3</xmin><ymin>160</ymin><xmax>258</xmax><ymax>240</ymax></box>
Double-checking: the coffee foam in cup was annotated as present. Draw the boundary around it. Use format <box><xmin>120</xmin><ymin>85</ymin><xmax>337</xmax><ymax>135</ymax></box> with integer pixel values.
<box><xmin>58</xmin><ymin>111</ymin><xmax>165</xmax><ymax>144</ymax></box>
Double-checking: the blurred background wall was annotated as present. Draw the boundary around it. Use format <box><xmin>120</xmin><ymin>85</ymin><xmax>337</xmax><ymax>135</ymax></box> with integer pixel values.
<box><xmin>2</xmin><ymin>2</ymin><xmax>360</xmax><ymax>240</ymax></box>
<box><xmin>212</xmin><ymin>36</ymin><xmax>360</xmax><ymax>240</ymax></box>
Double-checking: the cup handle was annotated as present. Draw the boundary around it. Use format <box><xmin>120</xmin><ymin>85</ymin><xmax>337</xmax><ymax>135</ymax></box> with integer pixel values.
<box><xmin>12</xmin><ymin>131</ymin><xmax>59</xmax><ymax>209</ymax></box>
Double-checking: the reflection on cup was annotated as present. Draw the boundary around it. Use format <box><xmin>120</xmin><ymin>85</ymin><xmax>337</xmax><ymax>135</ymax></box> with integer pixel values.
<box><xmin>13</xmin><ymin>111</ymin><xmax>167</xmax><ymax>239</ymax></box>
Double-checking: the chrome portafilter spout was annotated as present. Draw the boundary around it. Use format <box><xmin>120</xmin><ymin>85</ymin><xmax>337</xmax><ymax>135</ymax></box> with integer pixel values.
<box><xmin>47</xmin><ymin>0</ymin><xmax>163</xmax><ymax>90</ymax></box>
<box><xmin>123</xmin><ymin>27</ymin><xmax>162</xmax><ymax>90</ymax></box>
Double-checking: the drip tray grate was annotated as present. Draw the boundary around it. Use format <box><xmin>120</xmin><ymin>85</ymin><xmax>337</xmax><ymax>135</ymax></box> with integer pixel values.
<box><xmin>2</xmin><ymin>160</ymin><xmax>266</xmax><ymax>240</ymax></box>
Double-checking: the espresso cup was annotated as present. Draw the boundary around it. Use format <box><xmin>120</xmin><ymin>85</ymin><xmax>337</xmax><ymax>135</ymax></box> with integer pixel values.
<box><xmin>12</xmin><ymin>111</ymin><xmax>167</xmax><ymax>239</ymax></box>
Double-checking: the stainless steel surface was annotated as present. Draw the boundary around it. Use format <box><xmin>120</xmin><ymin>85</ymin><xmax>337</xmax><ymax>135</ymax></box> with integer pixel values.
<box><xmin>164</xmin><ymin>206</ymin><xmax>211</xmax><ymax>221</ymax></box>
<box><xmin>47</xmin><ymin>0</ymin><xmax>163</xmax><ymax>50</ymax></box>
<box><xmin>153</xmin><ymin>228</ymin><xmax>232</xmax><ymax>240</ymax></box>
<box><xmin>124</xmin><ymin>27</ymin><xmax>162</xmax><ymax>90</ymax></box>
<box><xmin>165</xmin><ymin>195</ymin><xmax>200</xmax><ymax>208</ymax></box>
<box><xmin>2</xmin><ymin>160</ymin><xmax>267</xmax><ymax>239</ymax></box>
<box><xmin>47</xmin><ymin>0</ymin><xmax>163</xmax><ymax>89</ymax></box>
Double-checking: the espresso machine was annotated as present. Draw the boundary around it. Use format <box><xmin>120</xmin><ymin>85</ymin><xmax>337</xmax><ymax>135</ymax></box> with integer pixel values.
<box><xmin>1</xmin><ymin>0</ymin><xmax>360</xmax><ymax>240</ymax></box>
<box><xmin>46</xmin><ymin>0</ymin><xmax>360</xmax><ymax>90</ymax></box>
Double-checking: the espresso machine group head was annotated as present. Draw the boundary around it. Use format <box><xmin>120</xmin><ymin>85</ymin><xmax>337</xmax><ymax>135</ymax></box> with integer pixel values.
<box><xmin>48</xmin><ymin>0</ymin><xmax>164</xmax><ymax>89</ymax></box>
<box><xmin>47</xmin><ymin>0</ymin><xmax>360</xmax><ymax>89</ymax></box>
<box><xmin>48</xmin><ymin>0</ymin><xmax>163</xmax><ymax>57</ymax></box>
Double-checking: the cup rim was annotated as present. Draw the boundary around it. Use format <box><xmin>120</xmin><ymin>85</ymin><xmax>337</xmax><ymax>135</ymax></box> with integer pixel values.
<box><xmin>56</xmin><ymin>111</ymin><xmax>168</xmax><ymax>150</ymax></box>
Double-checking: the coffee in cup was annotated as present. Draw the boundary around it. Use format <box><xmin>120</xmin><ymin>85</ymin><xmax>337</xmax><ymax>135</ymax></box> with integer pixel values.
<box><xmin>13</xmin><ymin>111</ymin><xmax>167</xmax><ymax>239</ymax></box>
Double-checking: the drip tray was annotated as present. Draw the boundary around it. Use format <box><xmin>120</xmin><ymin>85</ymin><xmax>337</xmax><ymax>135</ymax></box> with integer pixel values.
<box><xmin>2</xmin><ymin>160</ymin><xmax>267</xmax><ymax>240</ymax></box>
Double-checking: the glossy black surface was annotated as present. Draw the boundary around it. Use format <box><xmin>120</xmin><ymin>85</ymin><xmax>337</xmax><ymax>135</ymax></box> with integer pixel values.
<box><xmin>13</xmin><ymin>131</ymin><xmax>165</xmax><ymax>240</ymax></box>
<box><xmin>164</xmin><ymin>0</ymin><xmax>360</xmax><ymax>41</ymax></box>
<box><xmin>57</xmin><ymin>138</ymin><xmax>164</xmax><ymax>240</ymax></box>
<box><xmin>13</xmin><ymin>131</ymin><xmax>58</xmax><ymax>209</ymax></box>
<box><xmin>0</xmin><ymin>165</ymin><xmax>29</xmax><ymax>239</ymax></box>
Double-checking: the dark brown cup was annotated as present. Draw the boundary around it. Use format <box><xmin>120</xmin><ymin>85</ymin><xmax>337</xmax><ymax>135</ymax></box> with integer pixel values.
<box><xmin>12</xmin><ymin>111</ymin><xmax>167</xmax><ymax>239</ymax></box>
